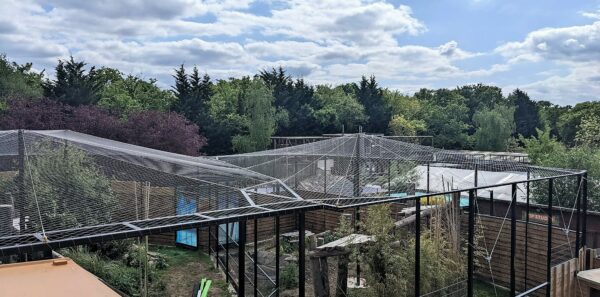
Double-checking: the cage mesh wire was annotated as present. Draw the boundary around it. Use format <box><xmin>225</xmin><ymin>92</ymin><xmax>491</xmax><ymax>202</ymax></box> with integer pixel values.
<box><xmin>0</xmin><ymin>131</ymin><xmax>584</xmax><ymax>256</ymax></box>
<box><xmin>218</xmin><ymin>133</ymin><xmax>582</xmax><ymax>208</ymax></box>
<box><xmin>0</xmin><ymin>130</ymin><xmax>312</xmax><ymax>255</ymax></box>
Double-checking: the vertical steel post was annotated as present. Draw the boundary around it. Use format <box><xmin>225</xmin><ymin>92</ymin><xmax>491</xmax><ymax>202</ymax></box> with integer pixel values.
<box><xmin>426</xmin><ymin>163</ymin><xmax>430</xmax><ymax>205</ymax></box>
<box><xmin>294</xmin><ymin>157</ymin><xmax>298</xmax><ymax>189</ymax></box>
<box><xmin>238</xmin><ymin>220</ymin><xmax>246</xmax><ymax>297</ymax></box>
<box><xmin>216</xmin><ymin>225</ymin><xmax>219</xmax><ymax>268</ymax></box>
<box><xmin>576</xmin><ymin>174</ymin><xmax>582</xmax><ymax>256</ymax></box>
<box><xmin>489</xmin><ymin>191</ymin><xmax>494</xmax><ymax>216</ymax></box>
<box><xmin>299</xmin><ymin>211</ymin><xmax>306</xmax><ymax>297</ymax></box>
<box><xmin>275</xmin><ymin>216</ymin><xmax>280</xmax><ymax>297</ymax></box>
<box><xmin>415</xmin><ymin>197</ymin><xmax>421</xmax><ymax>297</ymax></box>
<box><xmin>510</xmin><ymin>183</ymin><xmax>517</xmax><ymax>296</ymax></box>
<box><xmin>254</xmin><ymin>218</ymin><xmax>258</xmax><ymax>297</ymax></box>
<box><xmin>226</xmin><ymin>223</ymin><xmax>230</xmax><ymax>284</ymax></box>
<box><xmin>582</xmin><ymin>172</ymin><xmax>588</xmax><ymax>248</ymax></box>
<box><xmin>524</xmin><ymin>170</ymin><xmax>530</xmax><ymax>290</ymax></box>
<box><xmin>324</xmin><ymin>159</ymin><xmax>327</xmax><ymax>194</ymax></box>
<box><xmin>208</xmin><ymin>225</ymin><xmax>212</xmax><ymax>256</ymax></box>
<box><xmin>353</xmin><ymin>134</ymin><xmax>361</xmax><ymax>287</ymax></box>
<box><xmin>468</xmin><ymin>189</ymin><xmax>475</xmax><ymax>297</ymax></box>
<box><xmin>474</xmin><ymin>164</ymin><xmax>478</xmax><ymax>187</ymax></box>
<box><xmin>546</xmin><ymin>178</ymin><xmax>554</xmax><ymax>297</ymax></box>
<box><xmin>388</xmin><ymin>159</ymin><xmax>391</xmax><ymax>196</ymax></box>
<box><xmin>17</xmin><ymin>130</ymin><xmax>26</xmax><ymax>234</ymax></box>
<box><xmin>355</xmin><ymin>207</ymin><xmax>361</xmax><ymax>286</ymax></box>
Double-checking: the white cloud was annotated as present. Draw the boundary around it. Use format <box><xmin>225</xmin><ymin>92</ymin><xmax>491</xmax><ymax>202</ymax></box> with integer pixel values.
<box><xmin>0</xmin><ymin>0</ymin><xmax>499</xmax><ymax>96</ymax></box>
<box><xmin>494</xmin><ymin>19</ymin><xmax>600</xmax><ymax>103</ymax></box>
<box><xmin>504</xmin><ymin>62</ymin><xmax>600</xmax><ymax>105</ymax></box>
<box><xmin>581</xmin><ymin>10</ymin><xmax>600</xmax><ymax>20</ymax></box>
<box><xmin>495</xmin><ymin>21</ymin><xmax>600</xmax><ymax>63</ymax></box>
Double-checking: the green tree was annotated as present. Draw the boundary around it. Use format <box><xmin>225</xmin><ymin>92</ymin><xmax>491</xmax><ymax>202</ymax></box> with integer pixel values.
<box><xmin>575</xmin><ymin>115</ymin><xmax>600</xmax><ymax>148</ymax></box>
<box><xmin>416</xmin><ymin>88</ymin><xmax>470</xmax><ymax>149</ymax></box>
<box><xmin>231</xmin><ymin>78</ymin><xmax>276</xmax><ymax>153</ymax></box>
<box><xmin>355</xmin><ymin>76</ymin><xmax>391</xmax><ymax>133</ymax></box>
<box><xmin>509</xmin><ymin>89</ymin><xmax>542</xmax><ymax>139</ymax></box>
<box><xmin>389</xmin><ymin>115</ymin><xmax>426</xmax><ymax>137</ymax></box>
<box><xmin>0</xmin><ymin>54</ymin><xmax>43</xmax><ymax>103</ymax></box>
<box><xmin>537</xmin><ymin>100</ymin><xmax>569</xmax><ymax>139</ymax></box>
<box><xmin>260</xmin><ymin>67</ymin><xmax>319</xmax><ymax>136</ymax></box>
<box><xmin>472</xmin><ymin>105</ymin><xmax>515</xmax><ymax>151</ymax></box>
<box><xmin>558</xmin><ymin>101</ymin><xmax>600</xmax><ymax>146</ymax></box>
<box><xmin>99</xmin><ymin>74</ymin><xmax>175</xmax><ymax>114</ymax></box>
<box><xmin>43</xmin><ymin>56</ymin><xmax>103</xmax><ymax>106</ymax></box>
<box><xmin>25</xmin><ymin>143</ymin><xmax>117</xmax><ymax>231</ymax></box>
<box><xmin>208</xmin><ymin>77</ymin><xmax>276</xmax><ymax>153</ymax></box>
<box><xmin>457</xmin><ymin>84</ymin><xmax>506</xmax><ymax>129</ymax></box>
<box><xmin>313</xmin><ymin>85</ymin><xmax>367</xmax><ymax>133</ymax></box>
<box><xmin>384</xmin><ymin>90</ymin><xmax>426</xmax><ymax>136</ymax></box>
<box><xmin>172</xmin><ymin>65</ymin><xmax>212</xmax><ymax>124</ymax></box>
<box><xmin>523</xmin><ymin>129</ymin><xmax>600</xmax><ymax>210</ymax></box>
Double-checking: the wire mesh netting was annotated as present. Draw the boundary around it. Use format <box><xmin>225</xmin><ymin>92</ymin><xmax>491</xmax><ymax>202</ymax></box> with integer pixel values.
<box><xmin>0</xmin><ymin>130</ymin><xmax>318</xmax><ymax>256</ymax></box>
<box><xmin>0</xmin><ymin>130</ymin><xmax>585</xmax><ymax>264</ymax></box>
<box><xmin>218</xmin><ymin>133</ymin><xmax>581</xmax><ymax>208</ymax></box>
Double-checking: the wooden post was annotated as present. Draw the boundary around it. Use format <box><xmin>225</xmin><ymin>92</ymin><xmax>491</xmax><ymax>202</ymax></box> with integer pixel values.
<box><xmin>311</xmin><ymin>256</ymin><xmax>330</xmax><ymax>297</ymax></box>
<box><xmin>336</xmin><ymin>253</ymin><xmax>349</xmax><ymax>297</ymax></box>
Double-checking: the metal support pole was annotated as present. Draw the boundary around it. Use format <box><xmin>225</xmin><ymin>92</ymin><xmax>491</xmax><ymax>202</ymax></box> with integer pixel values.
<box><xmin>355</xmin><ymin>207</ymin><xmax>361</xmax><ymax>286</ymax></box>
<box><xmin>17</xmin><ymin>130</ymin><xmax>26</xmax><ymax>235</ymax></box>
<box><xmin>489</xmin><ymin>191</ymin><xmax>494</xmax><ymax>216</ymax></box>
<box><xmin>299</xmin><ymin>211</ymin><xmax>306</xmax><ymax>297</ymax></box>
<box><xmin>353</xmin><ymin>134</ymin><xmax>361</xmax><ymax>197</ymax></box>
<box><xmin>510</xmin><ymin>183</ymin><xmax>517</xmax><ymax>296</ymax></box>
<box><xmin>576</xmin><ymin>174</ymin><xmax>582</xmax><ymax>256</ymax></box>
<box><xmin>388</xmin><ymin>159</ymin><xmax>391</xmax><ymax>196</ymax></box>
<box><xmin>207</xmin><ymin>226</ymin><xmax>211</xmax><ymax>256</ymax></box>
<box><xmin>324</xmin><ymin>159</ymin><xmax>327</xmax><ymax>194</ymax></box>
<box><xmin>468</xmin><ymin>189</ymin><xmax>475</xmax><ymax>297</ymax></box>
<box><xmin>415</xmin><ymin>197</ymin><xmax>421</xmax><ymax>297</ymax></box>
<box><xmin>216</xmin><ymin>225</ymin><xmax>219</xmax><ymax>268</ymax></box>
<box><xmin>426</xmin><ymin>163</ymin><xmax>430</xmax><ymax>205</ymax></box>
<box><xmin>474</xmin><ymin>164</ymin><xmax>478</xmax><ymax>187</ymax></box>
<box><xmin>582</xmin><ymin>172</ymin><xmax>588</xmax><ymax>248</ymax></box>
<box><xmin>238</xmin><ymin>220</ymin><xmax>246</xmax><ymax>297</ymax></box>
<box><xmin>254</xmin><ymin>219</ymin><xmax>258</xmax><ymax>297</ymax></box>
<box><xmin>524</xmin><ymin>171</ymin><xmax>531</xmax><ymax>290</ymax></box>
<box><xmin>275</xmin><ymin>216</ymin><xmax>280</xmax><ymax>297</ymax></box>
<box><xmin>226</xmin><ymin>223</ymin><xmax>230</xmax><ymax>284</ymax></box>
<box><xmin>294</xmin><ymin>157</ymin><xmax>298</xmax><ymax>189</ymax></box>
<box><xmin>546</xmin><ymin>178</ymin><xmax>554</xmax><ymax>297</ymax></box>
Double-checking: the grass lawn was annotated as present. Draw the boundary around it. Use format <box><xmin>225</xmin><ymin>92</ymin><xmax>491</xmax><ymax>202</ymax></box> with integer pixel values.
<box><xmin>151</xmin><ymin>245</ymin><xmax>230</xmax><ymax>297</ymax></box>
<box><xmin>474</xmin><ymin>280</ymin><xmax>510</xmax><ymax>297</ymax></box>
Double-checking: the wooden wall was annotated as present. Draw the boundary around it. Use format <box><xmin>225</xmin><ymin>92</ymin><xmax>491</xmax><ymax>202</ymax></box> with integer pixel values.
<box><xmin>469</xmin><ymin>214</ymin><xmax>577</xmax><ymax>295</ymax></box>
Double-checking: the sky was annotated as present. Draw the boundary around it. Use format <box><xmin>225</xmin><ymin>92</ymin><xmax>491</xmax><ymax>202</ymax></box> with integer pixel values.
<box><xmin>1</xmin><ymin>0</ymin><xmax>600</xmax><ymax>106</ymax></box>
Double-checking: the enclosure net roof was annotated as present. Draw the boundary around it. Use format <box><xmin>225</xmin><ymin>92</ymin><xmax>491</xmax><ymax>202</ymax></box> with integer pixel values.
<box><xmin>218</xmin><ymin>133</ymin><xmax>583</xmax><ymax>207</ymax></box>
<box><xmin>0</xmin><ymin>130</ymin><xmax>320</xmax><ymax>255</ymax></box>
<box><xmin>0</xmin><ymin>131</ymin><xmax>583</xmax><ymax>255</ymax></box>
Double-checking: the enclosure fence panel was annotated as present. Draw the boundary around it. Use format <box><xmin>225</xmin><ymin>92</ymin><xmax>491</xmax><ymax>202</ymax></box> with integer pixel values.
<box><xmin>0</xmin><ymin>130</ymin><xmax>588</xmax><ymax>297</ymax></box>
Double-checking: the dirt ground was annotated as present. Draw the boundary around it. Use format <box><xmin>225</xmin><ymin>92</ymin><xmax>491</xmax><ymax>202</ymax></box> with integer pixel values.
<box><xmin>152</xmin><ymin>246</ymin><xmax>231</xmax><ymax>297</ymax></box>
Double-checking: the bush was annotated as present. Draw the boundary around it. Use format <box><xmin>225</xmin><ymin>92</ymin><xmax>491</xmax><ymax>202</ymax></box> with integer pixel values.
<box><xmin>63</xmin><ymin>243</ymin><xmax>168</xmax><ymax>297</ymax></box>
<box><xmin>281</xmin><ymin>263</ymin><xmax>298</xmax><ymax>289</ymax></box>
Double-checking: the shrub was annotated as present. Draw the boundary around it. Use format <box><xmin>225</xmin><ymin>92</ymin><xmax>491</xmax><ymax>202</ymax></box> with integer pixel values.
<box><xmin>281</xmin><ymin>263</ymin><xmax>298</xmax><ymax>289</ymax></box>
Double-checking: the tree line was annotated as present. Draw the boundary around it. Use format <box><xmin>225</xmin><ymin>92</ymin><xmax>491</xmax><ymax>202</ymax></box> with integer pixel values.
<box><xmin>1</xmin><ymin>54</ymin><xmax>599</xmax><ymax>156</ymax></box>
